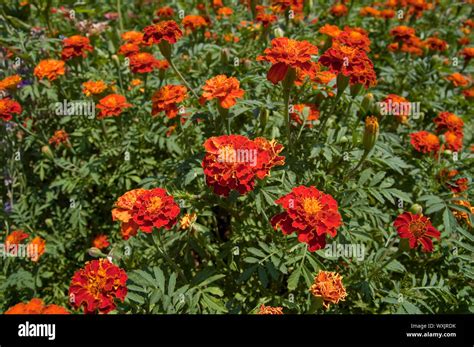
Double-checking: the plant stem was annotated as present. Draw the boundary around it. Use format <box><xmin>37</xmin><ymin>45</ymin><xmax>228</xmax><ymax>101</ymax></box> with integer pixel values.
<box><xmin>169</xmin><ymin>59</ymin><xmax>199</xmax><ymax>99</ymax></box>
<box><xmin>154</xmin><ymin>233</ymin><xmax>187</xmax><ymax>282</ymax></box>
<box><xmin>282</xmin><ymin>68</ymin><xmax>296</xmax><ymax>153</ymax></box>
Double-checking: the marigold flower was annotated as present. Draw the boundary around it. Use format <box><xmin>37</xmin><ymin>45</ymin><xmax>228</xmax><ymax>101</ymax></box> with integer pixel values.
<box><xmin>334</xmin><ymin>27</ymin><xmax>372</xmax><ymax>52</ymax></box>
<box><xmin>290</xmin><ymin>104</ymin><xmax>319</xmax><ymax>127</ymax></box>
<box><xmin>92</xmin><ymin>234</ymin><xmax>110</xmax><ymax>249</ymax></box>
<box><xmin>439</xmin><ymin>169</ymin><xmax>468</xmax><ymax>194</ymax></box>
<box><xmin>96</xmin><ymin>94</ymin><xmax>132</xmax><ymax>119</ymax></box>
<box><xmin>112</xmin><ymin>188</ymin><xmax>147</xmax><ymax>240</ymax></box>
<box><xmin>318</xmin><ymin>42</ymin><xmax>377</xmax><ymax>88</ymax></box>
<box><xmin>0</xmin><ymin>74</ymin><xmax>21</xmax><ymax>90</ymax></box>
<box><xmin>330</xmin><ymin>4</ymin><xmax>348</xmax><ymax>17</ymax></box>
<box><xmin>27</xmin><ymin>236</ymin><xmax>46</xmax><ymax>262</ymax></box>
<box><xmin>257</xmin><ymin>304</ymin><xmax>283</xmax><ymax>314</ymax></box>
<box><xmin>121</xmin><ymin>31</ymin><xmax>144</xmax><ymax>45</ymax></box>
<box><xmin>129</xmin><ymin>52</ymin><xmax>160</xmax><ymax>74</ymax></box>
<box><xmin>143</xmin><ymin>20</ymin><xmax>183</xmax><ymax>45</ymax></box>
<box><xmin>118</xmin><ymin>43</ymin><xmax>140</xmax><ymax>57</ymax></box>
<box><xmin>0</xmin><ymin>98</ymin><xmax>22</xmax><ymax>122</ymax></box>
<box><xmin>461</xmin><ymin>47</ymin><xmax>474</xmax><ymax>60</ymax></box>
<box><xmin>200</xmin><ymin>75</ymin><xmax>244</xmax><ymax>109</ymax></box>
<box><xmin>69</xmin><ymin>259</ymin><xmax>127</xmax><ymax>314</ymax></box>
<box><xmin>82</xmin><ymin>80</ymin><xmax>107</xmax><ymax>97</ymax></box>
<box><xmin>446</xmin><ymin>73</ymin><xmax>470</xmax><ymax>87</ymax></box>
<box><xmin>312</xmin><ymin>70</ymin><xmax>337</xmax><ymax>85</ymax></box>
<box><xmin>379</xmin><ymin>9</ymin><xmax>395</xmax><ymax>19</ymax></box>
<box><xmin>433</xmin><ymin>112</ymin><xmax>464</xmax><ymax>134</ymax></box>
<box><xmin>34</xmin><ymin>59</ymin><xmax>66</xmax><ymax>81</ymax></box>
<box><xmin>462</xmin><ymin>87</ymin><xmax>474</xmax><ymax>100</ymax></box>
<box><xmin>393</xmin><ymin>212</ymin><xmax>440</xmax><ymax>252</ymax></box>
<box><xmin>410</xmin><ymin>131</ymin><xmax>440</xmax><ymax>154</ymax></box>
<box><xmin>443</xmin><ymin>131</ymin><xmax>463</xmax><ymax>152</ymax></box>
<box><xmin>271</xmin><ymin>186</ymin><xmax>342</xmax><ymax>251</ymax></box>
<box><xmin>217</xmin><ymin>7</ymin><xmax>233</xmax><ymax>17</ymax></box>
<box><xmin>451</xmin><ymin>200</ymin><xmax>473</xmax><ymax>226</ymax></box>
<box><xmin>151</xmin><ymin>84</ymin><xmax>187</xmax><ymax>118</ymax></box>
<box><xmin>363</xmin><ymin>116</ymin><xmax>379</xmax><ymax>151</ymax></box>
<box><xmin>156</xmin><ymin>6</ymin><xmax>174</xmax><ymax>18</ymax></box>
<box><xmin>5</xmin><ymin>230</ymin><xmax>29</xmax><ymax>247</ymax></box>
<box><xmin>130</xmin><ymin>188</ymin><xmax>180</xmax><ymax>233</ymax></box>
<box><xmin>61</xmin><ymin>35</ymin><xmax>93</xmax><ymax>60</ymax></box>
<box><xmin>310</xmin><ymin>270</ymin><xmax>347</xmax><ymax>309</ymax></box>
<box><xmin>202</xmin><ymin>135</ymin><xmax>285</xmax><ymax>196</ymax></box>
<box><xmin>48</xmin><ymin>129</ymin><xmax>69</xmax><ymax>147</ymax></box>
<box><xmin>390</xmin><ymin>25</ymin><xmax>416</xmax><ymax>41</ymax></box>
<box><xmin>360</xmin><ymin>6</ymin><xmax>380</xmax><ymax>17</ymax></box>
<box><xmin>257</xmin><ymin>37</ymin><xmax>318</xmax><ymax>84</ymax></box>
<box><xmin>5</xmin><ymin>298</ymin><xmax>69</xmax><ymax>314</ymax></box>
<box><xmin>256</xmin><ymin>12</ymin><xmax>278</xmax><ymax>27</ymax></box>
<box><xmin>382</xmin><ymin>94</ymin><xmax>411</xmax><ymax>123</ymax></box>
<box><xmin>180</xmin><ymin>213</ymin><xmax>197</xmax><ymax>230</ymax></box>
<box><xmin>424</xmin><ymin>37</ymin><xmax>448</xmax><ymax>51</ymax></box>
<box><xmin>182</xmin><ymin>15</ymin><xmax>208</xmax><ymax>31</ymax></box>
<box><xmin>319</xmin><ymin>24</ymin><xmax>341</xmax><ymax>38</ymax></box>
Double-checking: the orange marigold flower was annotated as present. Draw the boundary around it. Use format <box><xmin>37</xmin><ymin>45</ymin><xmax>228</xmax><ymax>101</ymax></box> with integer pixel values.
<box><xmin>118</xmin><ymin>43</ymin><xmax>140</xmax><ymax>57</ymax></box>
<box><xmin>446</xmin><ymin>73</ymin><xmax>470</xmax><ymax>87</ymax></box>
<box><xmin>379</xmin><ymin>9</ymin><xmax>395</xmax><ymax>19</ymax></box>
<box><xmin>143</xmin><ymin>20</ymin><xmax>183</xmax><ymax>45</ymax></box>
<box><xmin>121</xmin><ymin>31</ymin><xmax>144</xmax><ymax>45</ymax></box>
<box><xmin>330</xmin><ymin>4</ymin><xmax>348</xmax><ymax>17</ymax></box>
<box><xmin>443</xmin><ymin>131</ymin><xmax>463</xmax><ymax>152</ymax></box>
<box><xmin>463</xmin><ymin>87</ymin><xmax>474</xmax><ymax>100</ymax></box>
<box><xmin>318</xmin><ymin>42</ymin><xmax>377</xmax><ymax>88</ymax></box>
<box><xmin>200</xmin><ymin>75</ymin><xmax>245</xmax><ymax>109</ymax></box>
<box><xmin>202</xmin><ymin>135</ymin><xmax>285</xmax><ymax>196</ymax></box>
<box><xmin>461</xmin><ymin>47</ymin><xmax>474</xmax><ymax>60</ymax></box>
<box><xmin>410</xmin><ymin>131</ymin><xmax>440</xmax><ymax>154</ymax></box>
<box><xmin>257</xmin><ymin>304</ymin><xmax>284</xmax><ymax>314</ymax></box>
<box><xmin>312</xmin><ymin>70</ymin><xmax>337</xmax><ymax>85</ymax></box>
<box><xmin>334</xmin><ymin>27</ymin><xmax>372</xmax><ymax>52</ymax></box>
<box><xmin>390</xmin><ymin>25</ymin><xmax>416</xmax><ymax>41</ymax></box>
<box><xmin>92</xmin><ymin>234</ymin><xmax>110</xmax><ymax>249</ymax></box>
<box><xmin>129</xmin><ymin>52</ymin><xmax>160</xmax><ymax>74</ymax></box>
<box><xmin>438</xmin><ymin>169</ymin><xmax>469</xmax><ymax>194</ymax></box>
<box><xmin>310</xmin><ymin>270</ymin><xmax>347</xmax><ymax>309</ymax></box>
<box><xmin>130</xmin><ymin>188</ymin><xmax>181</xmax><ymax>233</ymax></box>
<box><xmin>180</xmin><ymin>213</ymin><xmax>197</xmax><ymax>230</ymax></box>
<box><xmin>393</xmin><ymin>212</ymin><xmax>440</xmax><ymax>252</ymax></box>
<box><xmin>256</xmin><ymin>12</ymin><xmax>278</xmax><ymax>27</ymax></box>
<box><xmin>96</xmin><ymin>94</ymin><xmax>132</xmax><ymax>119</ymax></box>
<box><xmin>5</xmin><ymin>298</ymin><xmax>69</xmax><ymax>314</ymax></box>
<box><xmin>112</xmin><ymin>188</ymin><xmax>147</xmax><ymax>240</ymax></box>
<box><xmin>360</xmin><ymin>6</ymin><xmax>381</xmax><ymax>17</ymax></box>
<box><xmin>383</xmin><ymin>94</ymin><xmax>411</xmax><ymax>123</ymax></box>
<box><xmin>217</xmin><ymin>7</ymin><xmax>233</xmax><ymax>17</ymax></box>
<box><xmin>257</xmin><ymin>37</ymin><xmax>318</xmax><ymax>84</ymax></box>
<box><xmin>319</xmin><ymin>24</ymin><xmax>341</xmax><ymax>38</ymax></box>
<box><xmin>451</xmin><ymin>200</ymin><xmax>473</xmax><ymax>226</ymax></box>
<box><xmin>34</xmin><ymin>59</ymin><xmax>66</xmax><ymax>81</ymax></box>
<box><xmin>433</xmin><ymin>111</ymin><xmax>464</xmax><ymax>134</ymax></box>
<box><xmin>156</xmin><ymin>59</ymin><xmax>170</xmax><ymax>70</ymax></box>
<box><xmin>27</xmin><ymin>236</ymin><xmax>46</xmax><ymax>262</ymax></box>
<box><xmin>156</xmin><ymin>6</ymin><xmax>174</xmax><ymax>18</ymax></box>
<box><xmin>151</xmin><ymin>84</ymin><xmax>187</xmax><ymax>119</ymax></box>
<box><xmin>61</xmin><ymin>35</ymin><xmax>93</xmax><ymax>60</ymax></box>
<box><xmin>82</xmin><ymin>80</ymin><xmax>107</xmax><ymax>97</ymax></box>
<box><xmin>0</xmin><ymin>98</ymin><xmax>22</xmax><ymax>122</ymax></box>
<box><xmin>69</xmin><ymin>259</ymin><xmax>127</xmax><ymax>314</ymax></box>
<box><xmin>290</xmin><ymin>104</ymin><xmax>320</xmax><ymax>127</ymax></box>
<box><xmin>271</xmin><ymin>186</ymin><xmax>342</xmax><ymax>251</ymax></box>
<box><xmin>5</xmin><ymin>230</ymin><xmax>29</xmax><ymax>246</ymax></box>
<box><xmin>182</xmin><ymin>15</ymin><xmax>208</xmax><ymax>31</ymax></box>
<box><xmin>49</xmin><ymin>129</ymin><xmax>69</xmax><ymax>147</ymax></box>
<box><xmin>0</xmin><ymin>74</ymin><xmax>21</xmax><ymax>90</ymax></box>
<box><xmin>424</xmin><ymin>37</ymin><xmax>448</xmax><ymax>51</ymax></box>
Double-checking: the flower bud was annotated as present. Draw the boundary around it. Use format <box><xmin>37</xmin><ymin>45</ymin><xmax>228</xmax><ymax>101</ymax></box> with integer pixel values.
<box><xmin>41</xmin><ymin>145</ymin><xmax>53</xmax><ymax>159</ymax></box>
<box><xmin>158</xmin><ymin>41</ymin><xmax>172</xmax><ymax>61</ymax></box>
<box><xmin>362</xmin><ymin>116</ymin><xmax>379</xmax><ymax>151</ymax></box>
<box><xmin>88</xmin><ymin>247</ymin><xmax>105</xmax><ymax>258</ymax></box>
<box><xmin>336</xmin><ymin>74</ymin><xmax>350</xmax><ymax>96</ymax></box>
<box><xmin>259</xmin><ymin>108</ymin><xmax>269</xmax><ymax>129</ymax></box>
<box><xmin>274</xmin><ymin>27</ymin><xmax>284</xmax><ymax>38</ymax></box>
<box><xmin>45</xmin><ymin>218</ymin><xmax>54</xmax><ymax>227</ymax></box>
<box><xmin>220</xmin><ymin>48</ymin><xmax>230</xmax><ymax>65</ymax></box>
<box><xmin>409</xmin><ymin>204</ymin><xmax>423</xmax><ymax>215</ymax></box>
<box><xmin>361</xmin><ymin>93</ymin><xmax>374</xmax><ymax>113</ymax></box>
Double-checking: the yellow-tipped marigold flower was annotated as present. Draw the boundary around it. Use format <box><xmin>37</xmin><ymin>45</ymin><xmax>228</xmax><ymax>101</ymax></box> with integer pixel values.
<box><xmin>310</xmin><ymin>270</ymin><xmax>347</xmax><ymax>309</ymax></box>
<box><xmin>0</xmin><ymin>75</ymin><xmax>21</xmax><ymax>90</ymax></box>
<box><xmin>180</xmin><ymin>213</ymin><xmax>197</xmax><ymax>230</ymax></box>
<box><xmin>257</xmin><ymin>304</ymin><xmax>283</xmax><ymax>314</ymax></box>
<box><xmin>34</xmin><ymin>59</ymin><xmax>66</xmax><ymax>81</ymax></box>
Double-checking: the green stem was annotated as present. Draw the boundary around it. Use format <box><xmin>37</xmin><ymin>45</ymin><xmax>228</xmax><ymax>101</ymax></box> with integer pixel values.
<box><xmin>282</xmin><ymin>68</ymin><xmax>296</xmax><ymax>153</ymax></box>
<box><xmin>117</xmin><ymin>0</ymin><xmax>124</xmax><ymax>32</ymax></box>
<box><xmin>154</xmin><ymin>233</ymin><xmax>187</xmax><ymax>282</ymax></box>
<box><xmin>169</xmin><ymin>59</ymin><xmax>199</xmax><ymax>99</ymax></box>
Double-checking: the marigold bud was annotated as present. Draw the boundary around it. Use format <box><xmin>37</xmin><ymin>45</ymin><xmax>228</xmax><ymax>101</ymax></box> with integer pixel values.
<box><xmin>336</xmin><ymin>73</ymin><xmax>350</xmax><ymax>96</ymax></box>
<box><xmin>362</xmin><ymin>116</ymin><xmax>379</xmax><ymax>151</ymax></box>
<box><xmin>87</xmin><ymin>247</ymin><xmax>105</xmax><ymax>258</ymax></box>
<box><xmin>409</xmin><ymin>204</ymin><xmax>423</xmax><ymax>215</ymax></box>
<box><xmin>274</xmin><ymin>27</ymin><xmax>284</xmax><ymax>38</ymax></box>
<box><xmin>41</xmin><ymin>145</ymin><xmax>53</xmax><ymax>159</ymax></box>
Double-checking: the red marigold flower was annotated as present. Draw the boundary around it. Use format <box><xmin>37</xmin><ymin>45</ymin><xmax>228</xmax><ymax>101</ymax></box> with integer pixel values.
<box><xmin>96</xmin><ymin>94</ymin><xmax>132</xmax><ymax>119</ymax></box>
<box><xmin>130</xmin><ymin>188</ymin><xmax>181</xmax><ymax>233</ymax></box>
<box><xmin>49</xmin><ymin>129</ymin><xmax>69</xmax><ymax>147</ymax></box>
<box><xmin>433</xmin><ymin>111</ymin><xmax>464</xmax><ymax>134</ymax></box>
<box><xmin>330</xmin><ymin>4</ymin><xmax>348</xmax><ymax>17</ymax></box>
<box><xmin>438</xmin><ymin>169</ymin><xmax>469</xmax><ymax>193</ymax></box>
<box><xmin>92</xmin><ymin>234</ymin><xmax>110</xmax><ymax>249</ymax></box>
<box><xmin>257</xmin><ymin>37</ymin><xmax>318</xmax><ymax>84</ymax></box>
<box><xmin>0</xmin><ymin>98</ymin><xmax>22</xmax><ymax>122</ymax></box>
<box><xmin>82</xmin><ymin>80</ymin><xmax>107</xmax><ymax>97</ymax></box>
<box><xmin>0</xmin><ymin>74</ymin><xmax>21</xmax><ymax>91</ymax></box>
<box><xmin>393</xmin><ymin>212</ymin><xmax>441</xmax><ymax>252</ymax></box>
<box><xmin>310</xmin><ymin>270</ymin><xmax>347</xmax><ymax>309</ymax></box>
<box><xmin>34</xmin><ymin>59</ymin><xmax>66</xmax><ymax>81</ymax></box>
<box><xmin>290</xmin><ymin>104</ymin><xmax>320</xmax><ymax>127</ymax></box>
<box><xmin>271</xmin><ymin>186</ymin><xmax>342</xmax><ymax>251</ymax></box>
<box><xmin>121</xmin><ymin>31</ymin><xmax>144</xmax><ymax>45</ymax></box>
<box><xmin>256</xmin><ymin>12</ymin><xmax>278</xmax><ymax>27</ymax></box>
<box><xmin>61</xmin><ymin>35</ymin><xmax>93</xmax><ymax>60</ymax></box>
<box><xmin>118</xmin><ymin>43</ymin><xmax>140</xmax><ymax>57</ymax></box>
<box><xmin>257</xmin><ymin>304</ymin><xmax>284</xmax><ymax>314</ymax></box>
<box><xmin>462</xmin><ymin>87</ymin><xmax>474</xmax><ymax>100</ymax></box>
<box><xmin>410</xmin><ymin>131</ymin><xmax>440</xmax><ymax>154</ymax></box>
<box><xmin>129</xmin><ymin>52</ymin><xmax>160</xmax><ymax>74</ymax></box>
<box><xmin>112</xmin><ymin>188</ymin><xmax>147</xmax><ymax>240</ymax></box>
<box><xmin>5</xmin><ymin>298</ymin><xmax>69</xmax><ymax>314</ymax></box>
<box><xmin>318</xmin><ymin>42</ymin><xmax>377</xmax><ymax>88</ymax></box>
<box><xmin>5</xmin><ymin>230</ymin><xmax>29</xmax><ymax>246</ymax></box>
<box><xmin>200</xmin><ymin>75</ymin><xmax>245</xmax><ymax>109</ymax></box>
<box><xmin>390</xmin><ymin>25</ymin><xmax>416</xmax><ymax>41</ymax></box>
<box><xmin>424</xmin><ymin>37</ymin><xmax>448</xmax><ymax>51</ymax></box>
<box><xmin>69</xmin><ymin>259</ymin><xmax>127</xmax><ymax>314</ymax></box>
<box><xmin>446</xmin><ymin>73</ymin><xmax>470</xmax><ymax>87</ymax></box>
<box><xmin>271</xmin><ymin>0</ymin><xmax>304</xmax><ymax>14</ymax></box>
<box><xmin>143</xmin><ymin>20</ymin><xmax>183</xmax><ymax>45</ymax></box>
<box><xmin>156</xmin><ymin>6</ymin><xmax>174</xmax><ymax>18</ymax></box>
<box><xmin>379</xmin><ymin>9</ymin><xmax>395</xmax><ymax>19</ymax></box>
<box><xmin>443</xmin><ymin>131</ymin><xmax>463</xmax><ymax>152</ymax></box>
<box><xmin>151</xmin><ymin>84</ymin><xmax>187</xmax><ymax>118</ymax></box>
<box><xmin>27</xmin><ymin>236</ymin><xmax>46</xmax><ymax>262</ymax></box>
<box><xmin>461</xmin><ymin>47</ymin><xmax>474</xmax><ymax>60</ymax></box>
<box><xmin>202</xmin><ymin>135</ymin><xmax>285</xmax><ymax>196</ymax></box>
<box><xmin>182</xmin><ymin>15</ymin><xmax>209</xmax><ymax>32</ymax></box>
